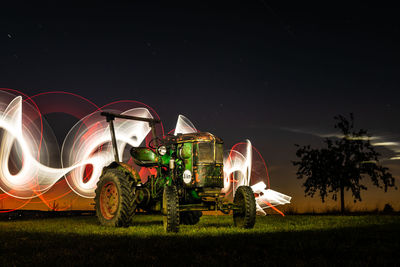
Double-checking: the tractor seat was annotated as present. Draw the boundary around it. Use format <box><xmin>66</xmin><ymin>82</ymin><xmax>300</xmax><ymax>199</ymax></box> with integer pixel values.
<box><xmin>130</xmin><ymin>147</ymin><xmax>159</xmax><ymax>167</ymax></box>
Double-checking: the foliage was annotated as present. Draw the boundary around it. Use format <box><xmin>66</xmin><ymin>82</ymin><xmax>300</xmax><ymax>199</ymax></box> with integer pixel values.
<box><xmin>293</xmin><ymin>114</ymin><xmax>396</xmax><ymax>210</ymax></box>
<box><xmin>383</xmin><ymin>203</ymin><xmax>394</xmax><ymax>213</ymax></box>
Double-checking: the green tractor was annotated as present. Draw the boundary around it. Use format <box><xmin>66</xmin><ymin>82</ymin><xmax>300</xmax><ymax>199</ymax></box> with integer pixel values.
<box><xmin>95</xmin><ymin>112</ymin><xmax>256</xmax><ymax>232</ymax></box>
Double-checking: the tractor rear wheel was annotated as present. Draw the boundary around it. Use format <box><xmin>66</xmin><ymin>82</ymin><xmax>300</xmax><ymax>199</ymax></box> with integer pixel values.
<box><xmin>180</xmin><ymin>211</ymin><xmax>202</xmax><ymax>225</ymax></box>
<box><xmin>233</xmin><ymin>185</ymin><xmax>256</xmax><ymax>229</ymax></box>
<box><xmin>162</xmin><ymin>185</ymin><xmax>179</xmax><ymax>233</ymax></box>
<box><xmin>95</xmin><ymin>168</ymin><xmax>137</xmax><ymax>227</ymax></box>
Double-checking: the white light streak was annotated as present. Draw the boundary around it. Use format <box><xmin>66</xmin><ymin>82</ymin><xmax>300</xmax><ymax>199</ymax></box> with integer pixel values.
<box><xmin>0</xmin><ymin>97</ymin><xmax>153</xmax><ymax>198</ymax></box>
<box><xmin>371</xmin><ymin>142</ymin><xmax>400</xmax><ymax>146</ymax></box>
<box><xmin>251</xmin><ymin>181</ymin><xmax>291</xmax><ymax>210</ymax></box>
<box><xmin>0</xmin><ymin>96</ymin><xmax>291</xmax><ymax>214</ymax></box>
<box><xmin>222</xmin><ymin>140</ymin><xmax>291</xmax><ymax>215</ymax></box>
<box><xmin>174</xmin><ymin>115</ymin><xmax>197</xmax><ymax>135</ymax></box>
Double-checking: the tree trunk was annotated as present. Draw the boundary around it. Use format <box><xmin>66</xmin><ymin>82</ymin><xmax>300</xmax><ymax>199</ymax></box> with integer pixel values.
<box><xmin>340</xmin><ymin>185</ymin><xmax>345</xmax><ymax>214</ymax></box>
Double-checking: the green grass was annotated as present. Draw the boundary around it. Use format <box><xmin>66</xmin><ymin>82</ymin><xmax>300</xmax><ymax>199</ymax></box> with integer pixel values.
<box><xmin>1</xmin><ymin>215</ymin><xmax>399</xmax><ymax>266</ymax></box>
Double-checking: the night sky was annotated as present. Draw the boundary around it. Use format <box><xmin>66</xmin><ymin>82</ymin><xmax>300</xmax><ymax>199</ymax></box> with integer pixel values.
<box><xmin>1</xmin><ymin>1</ymin><xmax>399</xmax><ymax>211</ymax></box>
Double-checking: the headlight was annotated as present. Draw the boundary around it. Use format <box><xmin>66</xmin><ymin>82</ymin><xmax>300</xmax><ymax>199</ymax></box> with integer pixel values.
<box><xmin>157</xmin><ymin>145</ymin><xmax>167</xmax><ymax>155</ymax></box>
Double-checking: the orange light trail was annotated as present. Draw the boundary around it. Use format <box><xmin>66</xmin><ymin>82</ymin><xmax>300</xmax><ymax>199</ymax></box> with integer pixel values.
<box><xmin>261</xmin><ymin>199</ymin><xmax>285</xmax><ymax>216</ymax></box>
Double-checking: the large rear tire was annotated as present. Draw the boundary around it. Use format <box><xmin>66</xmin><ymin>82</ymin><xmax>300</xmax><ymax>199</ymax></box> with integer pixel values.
<box><xmin>233</xmin><ymin>185</ymin><xmax>256</xmax><ymax>229</ymax></box>
<box><xmin>95</xmin><ymin>168</ymin><xmax>137</xmax><ymax>227</ymax></box>
<box><xmin>180</xmin><ymin>211</ymin><xmax>202</xmax><ymax>225</ymax></box>
<box><xmin>162</xmin><ymin>185</ymin><xmax>179</xmax><ymax>233</ymax></box>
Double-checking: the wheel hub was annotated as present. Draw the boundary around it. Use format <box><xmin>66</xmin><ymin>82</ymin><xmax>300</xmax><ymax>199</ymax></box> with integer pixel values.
<box><xmin>100</xmin><ymin>181</ymin><xmax>119</xmax><ymax>220</ymax></box>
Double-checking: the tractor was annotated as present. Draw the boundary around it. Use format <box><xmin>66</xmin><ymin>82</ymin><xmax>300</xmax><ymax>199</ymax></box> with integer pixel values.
<box><xmin>94</xmin><ymin>112</ymin><xmax>256</xmax><ymax>232</ymax></box>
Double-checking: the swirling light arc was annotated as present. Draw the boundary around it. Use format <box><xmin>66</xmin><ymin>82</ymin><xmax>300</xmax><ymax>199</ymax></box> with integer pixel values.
<box><xmin>174</xmin><ymin>121</ymin><xmax>292</xmax><ymax>215</ymax></box>
<box><xmin>0</xmin><ymin>96</ymin><xmax>154</xmax><ymax>199</ymax></box>
<box><xmin>0</xmin><ymin>92</ymin><xmax>291</xmax><ymax>215</ymax></box>
<box><xmin>20</xmin><ymin>91</ymin><xmax>100</xmax><ymax>210</ymax></box>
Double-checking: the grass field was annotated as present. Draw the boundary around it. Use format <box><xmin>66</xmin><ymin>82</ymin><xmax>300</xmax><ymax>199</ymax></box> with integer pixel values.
<box><xmin>0</xmin><ymin>214</ymin><xmax>399</xmax><ymax>266</ymax></box>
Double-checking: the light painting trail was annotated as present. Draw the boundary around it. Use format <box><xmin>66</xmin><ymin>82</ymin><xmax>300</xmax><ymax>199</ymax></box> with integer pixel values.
<box><xmin>0</xmin><ymin>90</ymin><xmax>291</xmax><ymax>214</ymax></box>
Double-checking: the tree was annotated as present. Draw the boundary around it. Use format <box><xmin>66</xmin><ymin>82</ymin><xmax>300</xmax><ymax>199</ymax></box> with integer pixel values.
<box><xmin>292</xmin><ymin>114</ymin><xmax>396</xmax><ymax>214</ymax></box>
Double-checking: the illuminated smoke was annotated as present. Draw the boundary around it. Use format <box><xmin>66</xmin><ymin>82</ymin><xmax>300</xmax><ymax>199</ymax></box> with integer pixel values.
<box><xmin>62</xmin><ymin>108</ymin><xmax>153</xmax><ymax>198</ymax></box>
<box><xmin>0</xmin><ymin>96</ymin><xmax>154</xmax><ymax>198</ymax></box>
<box><xmin>173</xmin><ymin>117</ymin><xmax>291</xmax><ymax>215</ymax></box>
<box><xmin>222</xmin><ymin>140</ymin><xmax>291</xmax><ymax>214</ymax></box>
<box><xmin>174</xmin><ymin>115</ymin><xmax>197</xmax><ymax>135</ymax></box>
<box><xmin>0</xmin><ymin>96</ymin><xmax>291</xmax><ymax>214</ymax></box>
<box><xmin>222</xmin><ymin>140</ymin><xmax>252</xmax><ymax>196</ymax></box>
<box><xmin>251</xmin><ymin>181</ymin><xmax>292</xmax><ymax>215</ymax></box>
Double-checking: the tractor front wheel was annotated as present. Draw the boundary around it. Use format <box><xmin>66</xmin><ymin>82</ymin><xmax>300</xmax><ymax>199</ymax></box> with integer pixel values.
<box><xmin>233</xmin><ymin>185</ymin><xmax>256</xmax><ymax>229</ymax></box>
<box><xmin>95</xmin><ymin>169</ymin><xmax>137</xmax><ymax>227</ymax></box>
<box><xmin>162</xmin><ymin>185</ymin><xmax>180</xmax><ymax>233</ymax></box>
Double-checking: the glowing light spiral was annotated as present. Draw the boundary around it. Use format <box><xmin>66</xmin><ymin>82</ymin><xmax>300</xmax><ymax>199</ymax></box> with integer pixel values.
<box><xmin>176</xmin><ymin>121</ymin><xmax>292</xmax><ymax>214</ymax></box>
<box><xmin>0</xmin><ymin>96</ymin><xmax>154</xmax><ymax>199</ymax></box>
<box><xmin>0</xmin><ymin>93</ymin><xmax>291</xmax><ymax>214</ymax></box>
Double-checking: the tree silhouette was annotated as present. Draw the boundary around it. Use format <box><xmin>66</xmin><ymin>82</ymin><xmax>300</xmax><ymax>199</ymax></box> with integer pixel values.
<box><xmin>293</xmin><ymin>114</ymin><xmax>396</xmax><ymax>214</ymax></box>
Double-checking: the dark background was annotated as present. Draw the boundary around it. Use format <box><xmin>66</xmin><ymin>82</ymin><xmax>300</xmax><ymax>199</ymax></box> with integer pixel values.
<box><xmin>1</xmin><ymin>1</ymin><xmax>399</xmax><ymax>211</ymax></box>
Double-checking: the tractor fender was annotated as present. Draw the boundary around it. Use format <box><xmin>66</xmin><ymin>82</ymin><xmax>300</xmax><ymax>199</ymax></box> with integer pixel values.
<box><xmin>101</xmin><ymin>162</ymin><xmax>142</xmax><ymax>184</ymax></box>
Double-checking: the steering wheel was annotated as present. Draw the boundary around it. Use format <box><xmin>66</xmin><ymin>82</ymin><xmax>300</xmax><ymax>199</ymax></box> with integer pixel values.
<box><xmin>148</xmin><ymin>137</ymin><xmax>162</xmax><ymax>149</ymax></box>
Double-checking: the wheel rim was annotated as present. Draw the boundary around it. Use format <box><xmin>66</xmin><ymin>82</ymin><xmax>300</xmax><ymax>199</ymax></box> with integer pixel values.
<box><xmin>99</xmin><ymin>181</ymin><xmax>119</xmax><ymax>220</ymax></box>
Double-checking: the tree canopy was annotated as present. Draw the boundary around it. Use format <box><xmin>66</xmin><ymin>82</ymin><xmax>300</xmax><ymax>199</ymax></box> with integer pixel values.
<box><xmin>292</xmin><ymin>114</ymin><xmax>396</xmax><ymax>213</ymax></box>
